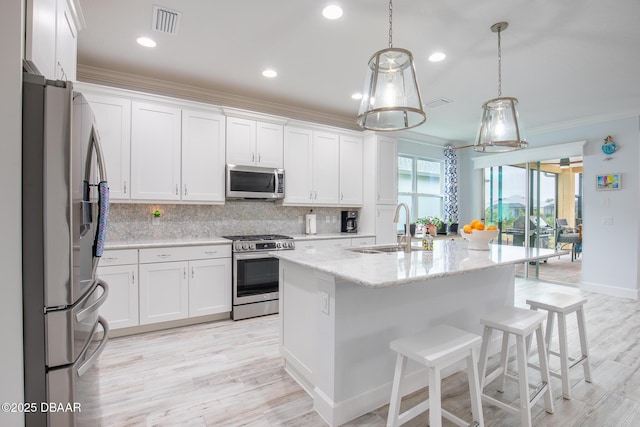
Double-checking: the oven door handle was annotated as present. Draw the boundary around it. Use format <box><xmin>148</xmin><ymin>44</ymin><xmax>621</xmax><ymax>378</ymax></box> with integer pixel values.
<box><xmin>233</xmin><ymin>251</ymin><xmax>278</xmax><ymax>260</ymax></box>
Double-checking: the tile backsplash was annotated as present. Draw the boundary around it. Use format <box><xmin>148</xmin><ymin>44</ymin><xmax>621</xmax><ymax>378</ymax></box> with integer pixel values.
<box><xmin>107</xmin><ymin>202</ymin><xmax>347</xmax><ymax>241</ymax></box>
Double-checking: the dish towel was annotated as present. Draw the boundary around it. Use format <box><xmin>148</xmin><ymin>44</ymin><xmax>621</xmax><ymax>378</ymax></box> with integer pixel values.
<box><xmin>94</xmin><ymin>181</ymin><xmax>110</xmax><ymax>258</ymax></box>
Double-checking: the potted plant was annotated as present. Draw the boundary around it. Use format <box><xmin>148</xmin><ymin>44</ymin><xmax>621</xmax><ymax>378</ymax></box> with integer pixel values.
<box><xmin>416</xmin><ymin>216</ymin><xmax>443</xmax><ymax>237</ymax></box>
<box><xmin>447</xmin><ymin>218</ymin><xmax>459</xmax><ymax>235</ymax></box>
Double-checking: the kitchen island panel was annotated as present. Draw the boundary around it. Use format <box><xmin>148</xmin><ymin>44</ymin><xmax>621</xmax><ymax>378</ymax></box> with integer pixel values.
<box><xmin>279</xmin><ymin>259</ymin><xmax>515</xmax><ymax>426</ymax></box>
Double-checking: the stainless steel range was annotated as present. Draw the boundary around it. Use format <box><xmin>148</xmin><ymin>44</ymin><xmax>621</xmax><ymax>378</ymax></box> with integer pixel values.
<box><xmin>223</xmin><ymin>234</ymin><xmax>295</xmax><ymax>320</ymax></box>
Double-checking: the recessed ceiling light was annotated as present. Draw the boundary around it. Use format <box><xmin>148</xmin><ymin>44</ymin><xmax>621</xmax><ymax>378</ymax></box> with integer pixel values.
<box><xmin>428</xmin><ymin>52</ymin><xmax>446</xmax><ymax>62</ymax></box>
<box><xmin>136</xmin><ymin>37</ymin><xmax>157</xmax><ymax>48</ymax></box>
<box><xmin>351</xmin><ymin>93</ymin><xmax>363</xmax><ymax>100</ymax></box>
<box><xmin>262</xmin><ymin>69</ymin><xmax>277</xmax><ymax>78</ymax></box>
<box><xmin>323</xmin><ymin>5</ymin><xmax>343</xmax><ymax>20</ymax></box>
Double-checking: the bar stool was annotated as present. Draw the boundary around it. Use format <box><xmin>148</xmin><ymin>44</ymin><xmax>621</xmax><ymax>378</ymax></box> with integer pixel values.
<box><xmin>526</xmin><ymin>292</ymin><xmax>592</xmax><ymax>400</ymax></box>
<box><xmin>478</xmin><ymin>307</ymin><xmax>554</xmax><ymax>427</ymax></box>
<box><xmin>387</xmin><ymin>324</ymin><xmax>484</xmax><ymax>427</ymax></box>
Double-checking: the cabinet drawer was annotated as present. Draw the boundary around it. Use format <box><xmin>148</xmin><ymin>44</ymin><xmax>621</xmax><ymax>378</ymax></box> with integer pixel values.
<box><xmin>100</xmin><ymin>249</ymin><xmax>138</xmax><ymax>266</ymax></box>
<box><xmin>139</xmin><ymin>245</ymin><xmax>231</xmax><ymax>263</ymax></box>
<box><xmin>351</xmin><ymin>237</ymin><xmax>376</xmax><ymax>246</ymax></box>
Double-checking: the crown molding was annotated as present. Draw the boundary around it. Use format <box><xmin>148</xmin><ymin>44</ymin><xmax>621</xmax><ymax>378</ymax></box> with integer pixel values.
<box><xmin>76</xmin><ymin>64</ymin><xmax>362</xmax><ymax>132</ymax></box>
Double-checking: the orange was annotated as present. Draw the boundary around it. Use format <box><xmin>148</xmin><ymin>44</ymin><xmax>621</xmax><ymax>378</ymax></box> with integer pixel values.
<box><xmin>463</xmin><ymin>224</ymin><xmax>473</xmax><ymax>234</ymax></box>
<box><xmin>474</xmin><ymin>222</ymin><xmax>485</xmax><ymax>230</ymax></box>
<box><xmin>487</xmin><ymin>225</ymin><xmax>497</xmax><ymax>230</ymax></box>
<box><xmin>470</xmin><ymin>219</ymin><xmax>480</xmax><ymax>226</ymax></box>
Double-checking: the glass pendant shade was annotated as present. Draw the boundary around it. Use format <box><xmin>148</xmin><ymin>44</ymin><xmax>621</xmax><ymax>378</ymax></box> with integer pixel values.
<box><xmin>357</xmin><ymin>47</ymin><xmax>426</xmax><ymax>131</ymax></box>
<box><xmin>475</xmin><ymin>96</ymin><xmax>527</xmax><ymax>153</ymax></box>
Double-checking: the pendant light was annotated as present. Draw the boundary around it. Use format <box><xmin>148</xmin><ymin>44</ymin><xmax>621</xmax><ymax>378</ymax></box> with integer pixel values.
<box><xmin>475</xmin><ymin>22</ymin><xmax>527</xmax><ymax>153</ymax></box>
<box><xmin>356</xmin><ymin>0</ymin><xmax>426</xmax><ymax>131</ymax></box>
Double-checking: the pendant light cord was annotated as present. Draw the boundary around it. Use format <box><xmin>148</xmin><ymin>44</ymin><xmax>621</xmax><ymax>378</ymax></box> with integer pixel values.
<box><xmin>497</xmin><ymin>26</ymin><xmax>502</xmax><ymax>97</ymax></box>
<box><xmin>388</xmin><ymin>0</ymin><xmax>393</xmax><ymax>48</ymax></box>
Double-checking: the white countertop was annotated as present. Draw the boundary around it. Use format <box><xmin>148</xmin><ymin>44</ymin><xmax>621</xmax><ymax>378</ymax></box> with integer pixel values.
<box><xmin>104</xmin><ymin>232</ymin><xmax>375</xmax><ymax>249</ymax></box>
<box><xmin>271</xmin><ymin>240</ymin><xmax>567</xmax><ymax>288</ymax></box>
<box><xmin>105</xmin><ymin>236</ymin><xmax>231</xmax><ymax>250</ymax></box>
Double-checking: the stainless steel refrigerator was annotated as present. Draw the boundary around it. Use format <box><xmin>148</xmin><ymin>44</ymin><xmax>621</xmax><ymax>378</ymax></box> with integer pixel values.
<box><xmin>22</xmin><ymin>73</ymin><xmax>110</xmax><ymax>427</ymax></box>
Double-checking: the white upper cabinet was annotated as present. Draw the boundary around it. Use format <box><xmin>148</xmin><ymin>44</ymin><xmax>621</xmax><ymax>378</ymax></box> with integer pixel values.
<box><xmin>55</xmin><ymin>0</ymin><xmax>77</xmax><ymax>80</ymax></box>
<box><xmin>376</xmin><ymin>136</ymin><xmax>398</xmax><ymax>204</ymax></box>
<box><xmin>339</xmin><ymin>135</ymin><xmax>363</xmax><ymax>206</ymax></box>
<box><xmin>311</xmin><ymin>131</ymin><xmax>340</xmax><ymax>205</ymax></box>
<box><xmin>25</xmin><ymin>0</ymin><xmax>80</xmax><ymax>80</ymax></box>
<box><xmin>84</xmin><ymin>93</ymin><xmax>131</xmax><ymax>200</ymax></box>
<box><xmin>226</xmin><ymin>117</ymin><xmax>283</xmax><ymax>168</ymax></box>
<box><xmin>182</xmin><ymin>110</ymin><xmax>226</xmax><ymax>202</ymax></box>
<box><xmin>283</xmin><ymin>127</ymin><xmax>341</xmax><ymax>205</ymax></box>
<box><xmin>131</xmin><ymin>101</ymin><xmax>182</xmax><ymax>201</ymax></box>
<box><xmin>283</xmin><ymin>127</ymin><xmax>313</xmax><ymax>204</ymax></box>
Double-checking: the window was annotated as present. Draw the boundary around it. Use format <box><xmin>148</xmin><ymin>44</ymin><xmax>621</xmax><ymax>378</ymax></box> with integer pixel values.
<box><xmin>397</xmin><ymin>155</ymin><xmax>444</xmax><ymax>230</ymax></box>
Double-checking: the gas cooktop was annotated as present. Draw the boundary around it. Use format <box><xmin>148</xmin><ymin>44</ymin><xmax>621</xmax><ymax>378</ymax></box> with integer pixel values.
<box><xmin>222</xmin><ymin>234</ymin><xmax>295</xmax><ymax>252</ymax></box>
<box><xmin>222</xmin><ymin>234</ymin><xmax>293</xmax><ymax>241</ymax></box>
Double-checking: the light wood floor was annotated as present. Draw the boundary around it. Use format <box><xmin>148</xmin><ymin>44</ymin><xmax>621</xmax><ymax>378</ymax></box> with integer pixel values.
<box><xmin>89</xmin><ymin>278</ymin><xmax>640</xmax><ymax>426</ymax></box>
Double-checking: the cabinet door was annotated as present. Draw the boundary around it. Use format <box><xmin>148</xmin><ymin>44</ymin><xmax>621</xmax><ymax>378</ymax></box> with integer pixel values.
<box><xmin>55</xmin><ymin>0</ymin><xmax>77</xmax><ymax>81</ymax></box>
<box><xmin>376</xmin><ymin>136</ymin><xmax>398</xmax><ymax>204</ymax></box>
<box><xmin>85</xmin><ymin>94</ymin><xmax>131</xmax><ymax>200</ymax></box>
<box><xmin>226</xmin><ymin>117</ymin><xmax>256</xmax><ymax>166</ymax></box>
<box><xmin>182</xmin><ymin>110</ymin><xmax>225</xmax><ymax>202</ymax></box>
<box><xmin>131</xmin><ymin>102</ymin><xmax>182</xmax><ymax>200</ymax></box>
<box><xmin>97</xmin><ymin>264</ymin><xmax>138</xmax><ymax>329</ymax></box>
<box><xmin>139</xmin><ymin>261</ymin><xmax>189</xmax><ymax>324</ymax></box>
<box><xmin>283</xmin><ymin>127</ymin><xmax>313</xmax><ymax>204</ymax></box>
<box><xmin>339</xmin><ymin>135</ymin><xmax>363</xmax><ymax>206</ymax></box>
<box><xmin>376</xmin><ymin>204</ymin><xmax>399</xmax><ymax>245</ymax></box>
<box><xmin>256</xmin><ymin>122</ymin><xmax>283</xmax><ymax>168</ymax></box>
<box><xmin>188</xmin><ymin>258</ymin><xmax>231</xmax><ymax>317</ymax></box>
<box><xmin>312</xmin><ymin>131</ymin><xmax>340</xmax><ymax>204</ymax></box>
<box><xmin>25</xmin><ymin>0</ymin><xmax>56</xmax><ymax>78</ymax></box>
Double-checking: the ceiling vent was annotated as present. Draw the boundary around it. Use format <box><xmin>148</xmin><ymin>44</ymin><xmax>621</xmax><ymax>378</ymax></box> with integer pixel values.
<box><xmin>152</xmin><ymin>5</ymin><xmax>182</xmax><ymax>35</ymax></box>
<box><xmin>423</xmin><ymin>97</ymin><xmax>452</xmax><ymax>110</ymax></box>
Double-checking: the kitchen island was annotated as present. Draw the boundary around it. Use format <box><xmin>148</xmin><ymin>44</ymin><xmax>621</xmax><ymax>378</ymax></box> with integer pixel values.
<box><xmin>271</xmin><ymin>240</ymin><xmax>564</xmax><ymax>426</ymax></box>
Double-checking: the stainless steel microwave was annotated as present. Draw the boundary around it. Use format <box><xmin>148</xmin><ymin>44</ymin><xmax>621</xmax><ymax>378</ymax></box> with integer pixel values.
<box><xmin>226</xmin><ymin>165</ymin><xmax>285</xmax><ymax>200</ymax></box>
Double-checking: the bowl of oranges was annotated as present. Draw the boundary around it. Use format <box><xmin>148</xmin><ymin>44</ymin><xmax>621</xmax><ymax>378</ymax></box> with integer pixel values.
<box><xmin>460</xmin><ymin>219</ymin><xmax>499</xmax><ymax>250</ymax></box>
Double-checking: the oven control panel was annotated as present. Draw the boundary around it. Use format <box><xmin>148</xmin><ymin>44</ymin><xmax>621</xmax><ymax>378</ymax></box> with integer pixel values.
<box><xmin>232</xmin><ymin>240</ymin><xmax>295</xmax><ymax>252</ymax></box>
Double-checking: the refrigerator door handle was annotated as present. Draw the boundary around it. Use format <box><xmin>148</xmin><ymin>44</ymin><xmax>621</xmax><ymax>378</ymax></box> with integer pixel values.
<box><xmin>75</xmin><ymin>279</ymin><xmax>109</xmax><ymax>323</ymax></box>
<box><xmin>77</xmin><ymin>316</ymin><xmax>109</xmax><ymax>377</ymax></box>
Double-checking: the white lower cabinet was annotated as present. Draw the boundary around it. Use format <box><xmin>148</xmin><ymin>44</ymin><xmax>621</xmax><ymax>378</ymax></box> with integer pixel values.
<box><xmin>295</xmin><ymin>236</ymin><xmax>376</xmax><ymax>251</ymax></box>
<box><xmin>188</xmin><ymin>258</ymin><xmax>231</xmax><ymax>317</ymax></box>
<box><xmin>139</xmin><ymin>261</ymin><xmax>189</xmax><ymax>325</ymax></box>
<box><xmin>138</xmin><ymin>245</ymin><xmax>231</xmax><ymax>326</ymax></box>
<box><xmin>97</xmin><ymin>249</ymin><xmax>139</xmax><ymax>330</ymax></box>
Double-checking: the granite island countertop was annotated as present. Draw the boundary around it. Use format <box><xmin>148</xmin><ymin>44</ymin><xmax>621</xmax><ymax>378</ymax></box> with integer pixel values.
<box><xmin>271</xmin><ymin>239</ymin><xmax>567</xmax><ymax>288</ymax></box>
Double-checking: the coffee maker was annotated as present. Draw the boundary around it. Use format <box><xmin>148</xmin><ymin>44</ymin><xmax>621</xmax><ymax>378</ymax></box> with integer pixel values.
<box><xmin>341</xmin><ymin>210</ymin><xmax>358</xmax><ymax>233</ymax></box>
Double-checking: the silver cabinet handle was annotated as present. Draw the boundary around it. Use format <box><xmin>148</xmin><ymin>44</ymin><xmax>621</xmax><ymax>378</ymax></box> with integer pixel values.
<box><xmin>204</xmin><ymin>251</ymin><xmax>218</xmax><ymax>255</ymax></box>
<box><xmin>191</xmin><ymin>266</ymin><xmax>195</xmax><ymax>279</ymax></box>
<box><xmin>314</xmin><ymin>191</ymin><xmax>318</xmax><ymax>199</ymax></box>
<box><xmin>258</xmin><ymin>153</ymin><xmax>261</xmax><ymax>163</ymax></box>
<box><xmin>252</xmin><ymin>153</ymin><xmax>255</xmax><ymax>162</ymax></box>
<box><xmin>156</xmin><ymin>254</ymin><xmax>172</xmax><ymax>258</ymax></box>
<box><xmin>184</xmin><ymin>184</ymin><xmax>188</xmax><ymax>196</ymax></box>
<box><xmin>175</xmin><ymin>184</ymin><xmax>179</xmax><ymax>195</ymax></box>
<box><xmin>309</xmin><ymin>190</ymin><xmax>313</xmax><ymax>200</ymax></box>
<box><xmin>183</xmin><ymin>267</ymin><xmax>187</xmax><ymax>279</ymax></box>
<box><xmin>341</xmin><ymin>192</ymin><xmax>344</xmax><ymax>200</ymax></box>
<box><xmin>131</xmin><ymin>270</ymin><xmax>135</xmax><ymax>284</ymax></box>
<box><xmin>103</xmin><ymin>256</ymin><xmax>118</xmax><ymax>261</ymax></box>
<box><xmin>123</xmin><ymin>181</ymin><xmax>127</xmax><ymax>194</ymax></box>
<box><xmin>378</xmin><ymin>193</ymin><xmax>381</xmax><ymax>200</ymax></box>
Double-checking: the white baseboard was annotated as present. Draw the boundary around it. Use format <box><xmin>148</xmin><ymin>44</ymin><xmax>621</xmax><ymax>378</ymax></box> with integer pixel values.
<box><xmin>581</xmin><ymin>281</ymin><xmax>638</xmax><ymax>300</ymax></box>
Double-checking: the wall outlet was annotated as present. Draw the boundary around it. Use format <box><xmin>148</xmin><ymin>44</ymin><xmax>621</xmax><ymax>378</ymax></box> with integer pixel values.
<box><xmin>320</xmin><ymin>291</ymin><xmax>329</xmax><ymax>314</ymax></box>
<box><xmin>152</xmin><ymin>216</ymin><xmax>160</xmax><ymax>226</ymax></box>
<box><xmin>601</xmin><ymin>216</ymin><xmax>613</xmax><ymax>225</ymax></box>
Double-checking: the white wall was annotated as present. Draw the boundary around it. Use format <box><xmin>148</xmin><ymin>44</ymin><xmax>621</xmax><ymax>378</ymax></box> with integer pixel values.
<box><xmin>459</xmin><ymin>116</ymin><xmax>640</xmax><ymax>299</ymax></box>
<box><xmin>0</xmin><ymin>0</ymin><xmax>25</xmax><ymax>426</ymax></box>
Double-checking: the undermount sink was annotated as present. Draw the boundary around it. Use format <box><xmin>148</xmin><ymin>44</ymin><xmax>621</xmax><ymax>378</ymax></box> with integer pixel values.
<box><xmin>347</xmin><ymin>245</ymin><xmax>424</xmax><ymax>254</ymax></box>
